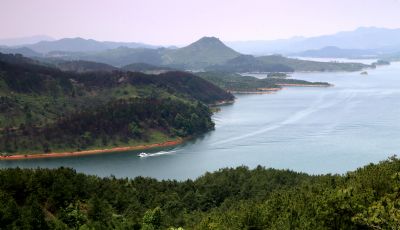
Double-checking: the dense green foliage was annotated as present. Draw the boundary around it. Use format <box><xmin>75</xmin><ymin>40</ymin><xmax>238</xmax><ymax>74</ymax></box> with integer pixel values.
<box><xmin>56</xmin><ymin>60</ymin><xmax>118</xmax><ymax>73</ymax></box>
<box><xmin>267</xmin><ymin>72</ymin><xmax>290</xmax><ymax>78</ymax></box>
<box><xmin>206</xmin><ymin>55</ymin><xmax>294</xmax><ymax>73</ymax></box>
<box><xmin>0</xmin><ymin>98</ymin><xmax>213</xmax><ymax>153</ymax></box>
<box><xmin>197</xmin><ymin>72</ymin><xmax>330</xmax><ymax>92</ymax></box>
<box><xmin>0</xmin><ymin>157</ymin><xmax>399</xmax><ymax>229</ymax></box>
<box><xmin>121</xmin><ymin>63</ymin><xmax>173</xmax><ymax>74</ymax></box>
<box><xmin>0</xmin><ymin>53</ymin><xmax>232</xmax><ymax>126</ymax></box>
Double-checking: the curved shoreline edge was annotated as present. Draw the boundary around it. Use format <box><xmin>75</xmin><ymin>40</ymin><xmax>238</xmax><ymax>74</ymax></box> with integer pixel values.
<box><xmin>0</xmin><ymin>138</ymin><xmax>183</xmax><ymax>161</ymax></box>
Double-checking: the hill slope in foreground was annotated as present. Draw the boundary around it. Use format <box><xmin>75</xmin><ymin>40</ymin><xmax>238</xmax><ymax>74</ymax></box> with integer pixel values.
<box><xmin>0</xmin><ymin>156</ymin><xmax>398</xmax><ymax>229</ymax></box>
<box><xmin>0</xmin><ymin>53</ymin><xmax>233</xmax><ymax>155</ymax></box>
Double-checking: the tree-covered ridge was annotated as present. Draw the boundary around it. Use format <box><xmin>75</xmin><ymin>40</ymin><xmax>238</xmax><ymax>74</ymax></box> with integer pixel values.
<box><xmin>0</xmin><ymin>157</ymin><xmax>398</xmax><ymax>229</ymax></box>
<box><xmin>161</xmin><ymin>37</ymin><xmax>240</xmax><ymax>69</ymax></box>
<box><xmin>56</xmin><ymin>60</ymin><xmax>118</xmax><ymax>73</ymax></box>
<box><xmin>206</xmin><ymin>55</ymin><xmax>295</xmax><ymax>73</ymax></box>
<box><xmin>0</xmin><ymin>53</ymin><xmax>233</xmax><ymax>128</ymax></box>
<box><xmin>0</xmin><ymin>53</ymin><xmax>233</xmax><ymax>154</ymax></box>
<box><xmin>258</xmin><ymin>55</ymin><xmax>370</xmax><ymax>72</ymax></box>
<box><xmin>0</xmin><ymin>53</ymin><xmax>233</xmax><ymax>103</ymax></box>
<box><xmin>204</xmin><ymin>54</ymin><xmax>371</xmax><ymax>73</ymax></box>
<box><xmin>121</xmin><ymin>63</ymin><xmax>174</xmax><ymax>74</ymax></box>
<box><xmin>0</xmin><ymin>98</ymin><xmax>213</xmax><ymax>154</ymax></box>
<box><xmin>5</xmin><ymin>37</ymin><xmax>371</xmax><ymax>72</ymax></box>
<box><xmin>197</xmin><ymin>71</ymin><xmax>330</xmax><ymax>92</ymax></box>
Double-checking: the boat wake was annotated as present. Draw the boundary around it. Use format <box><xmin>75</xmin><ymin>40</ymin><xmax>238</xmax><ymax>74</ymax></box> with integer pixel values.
<box><xmin>210</xmin><ymin>91</ymin><xmax>356</xmax><ymax>146</ymax></box>
<box><xmin>138</xmin><ymin>150</ymin><xmax>178</xmax><ymax>158</ymax></box>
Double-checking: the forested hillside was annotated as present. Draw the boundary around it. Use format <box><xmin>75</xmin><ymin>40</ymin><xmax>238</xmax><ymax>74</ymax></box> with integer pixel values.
<box><xmin>161</xmin><ymin>37</ymin><xmax>240</xmax><ymax>69</ymax></box>
<box><xmin>0</xmin><ymin>98</ymin><xmax>213</xmax><ymax>154</ymax></box>
<box><xmin>0</xmin><ymin>157</ymin><xmax>398</xmax><ymax>229</ymax></box>
<box><xmin>0</xmin><ymin>53</ymin><xmax>233</xmax><ymax>154</ymax></box>
<box><xmin>198</xmin><ymin>72</ymin><xmax>330</xmax><ymax>92</ymax></box>
<box><xmin>55</xmin><ymin>60</ymin><xmax>118</xmax><ymax>73</ymax></box>
<box><xmin>257</xmin><ymin>55</ymin><xmax>370</xmax><ymax>72</ymax></box>
<box><xmin>206</xmin><ymin>55</ymin><xmax>295</xmax><ymax>73</ymax></box>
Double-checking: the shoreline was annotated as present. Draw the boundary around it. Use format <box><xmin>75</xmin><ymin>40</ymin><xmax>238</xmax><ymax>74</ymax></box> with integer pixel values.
<box><xmin>229</xmin><ymin>88</ymin><xmax>281</xmax><ymax>94</ymax></box>
<box><xmin>0</xmin><ymin>138</ymin><xmax>183</xmax><ymax>161</ymax></box>
<box><xmin>210</xmin><ymin>99</ymin><xmax>235</xmax><ymax>106</ymax></box>
<box><xmin>276</xmin><ymin>83</ymin><xmax>333</xmax><ymax>87</ymax></box>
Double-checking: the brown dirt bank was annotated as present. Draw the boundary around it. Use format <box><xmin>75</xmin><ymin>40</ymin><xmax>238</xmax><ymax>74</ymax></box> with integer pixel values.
<box><xmin>0</xmin><ymin>138</ymin><xmax>183</xmax><ymax>161</ymax></box>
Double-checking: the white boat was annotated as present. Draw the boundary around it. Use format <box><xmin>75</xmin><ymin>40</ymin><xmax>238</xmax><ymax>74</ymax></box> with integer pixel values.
<box><xmin>138</xmin><ymin>152</ymin><xmax>149</xmax><ymax>157</ymax></box>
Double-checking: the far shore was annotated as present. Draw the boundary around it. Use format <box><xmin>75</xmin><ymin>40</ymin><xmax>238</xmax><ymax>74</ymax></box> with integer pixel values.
<box><xmin>276</xmin><ymin>83</ymin><xmax>333</xmax><ymax>87</ymax></box>
<box><xmin>228</xmin><ymin>83</ymin><xmax>332</xmax><ymax>94</ymax></box>
<box><xmin>211</xmin><ymin>99</ymin><xmax>235</xmax><ymax>106</ymax></box>
<box><xmin>0</xmin><ymin>138</ymin><xmax>183</xmax><ymax>161</ymax></box>
<box><xmin>229</xmin><ymin>88</ymin><xmax>281</xmax><ymax>94</ymax></box>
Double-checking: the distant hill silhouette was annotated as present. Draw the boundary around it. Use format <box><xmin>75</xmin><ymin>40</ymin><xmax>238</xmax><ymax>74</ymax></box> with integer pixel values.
<box><xmin>0</xmin><ymin>35</ymin><xmax>54</xmax><ymax>46</ymax></box>
<box><xmin>294</xmin><ymin>46</ymin><xmax>377</xmax><ymax>58</ymax></box>
<box><xmin>24</xmin><ymin>37</ymin><xmax>160</xmax><ymax>53</ymax></box>
<box><xmin>2</xmin><ymin>36</ymin><xmax>372</xmax><ymax>72</ymax></box>
<box><xmin>162</xmin><ymin>37</ymin><xmax>240</xmax><ymax>69</ymax></box>
<box><xmin>0</xmin><ymin>46</ymin><xmax>42</xmax><ymax>57</ymax></box>
<box><xmin>121</xmin><ymin>63</ymin><xmax>173</xmax><ymax>73</ymax></box>
<box><xmin>227</xmin><ymin>27</ymin><xmax>400</xmax><ymax>55</ymax></box>
<box><xmin>56</xmin><ymin>60</ymin><xmax>118</xmax><ymax>73</ymax></box>
<box><xmin>206</xmin><ymin>55</ymin><xmax>294</xmax><ymax>72</ymax></box>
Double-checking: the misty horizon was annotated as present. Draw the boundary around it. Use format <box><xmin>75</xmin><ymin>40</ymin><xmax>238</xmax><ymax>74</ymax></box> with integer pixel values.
<box><xmin>2</xmin><ymin>0</ymin><xmax>400</xmax><ymax>46</ymax></box>
<box><xmin>1</xmin><ymin>26</ymin><xmax>400</xmax><ymax>48</ymax></box>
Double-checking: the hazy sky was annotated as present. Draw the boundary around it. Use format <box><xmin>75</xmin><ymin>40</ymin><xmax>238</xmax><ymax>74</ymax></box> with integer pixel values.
<box><xmin>1</xmin><ymin>0</ymin><xmax>400</xmax><ymax>45</ymax></box>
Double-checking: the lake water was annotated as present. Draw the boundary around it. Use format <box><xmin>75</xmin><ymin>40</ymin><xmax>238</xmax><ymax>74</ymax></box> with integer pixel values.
<box><xmin>2</xmin><ymin>62</ymin><xmax>400</xmax><ymax>180</ymax></box>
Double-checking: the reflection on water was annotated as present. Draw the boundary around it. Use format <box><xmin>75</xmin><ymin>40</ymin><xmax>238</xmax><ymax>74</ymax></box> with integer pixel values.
<box><xmin>2</xmin><ymin>62</ymin><xmax>400</xmax><ymax>180</ymax></box>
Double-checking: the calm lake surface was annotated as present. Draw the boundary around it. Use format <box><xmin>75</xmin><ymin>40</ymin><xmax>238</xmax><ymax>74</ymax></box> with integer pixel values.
<box><xmin>2</xmin><ymin>62</ymin><xmax>400</xmax><ymax>180</ymax></box>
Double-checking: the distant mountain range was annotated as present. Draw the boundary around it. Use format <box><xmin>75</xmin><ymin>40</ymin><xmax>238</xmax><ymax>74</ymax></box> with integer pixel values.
<box><xmin>0</xmin><ymin>46</ymin><xmax>42</xmax><ymax>57</ymax></box>
<box><xmin>3</xmin><ymin>27</ymin><xmax>400</xmax><ymax>58</ymax></box>
<box><xmin>24</xmin><ymin>36</ymin><xmax>241</xmax><ymax>68</ymax></box>
<box><xmin>25</xmin><ymin>37</ymin><xmax>160</xmax><ymax>53</ymax></box>
<box><xmin>0</xmin><ymin>35</ymin><xmax>54</xmax><ymax>46</ymax></box>
<box><xmin>293</xmin><ymin>46</ymin><xmax>378</xmax><ymax>59</ymax></box>
<box><xmin>0</xmin><ymin>35</ymin><xmax>371</xmax><ymax>72</ymax></box>
<box><xmin>226</xmin><ymin>27</ymin><xmax>400</xmax><ymax>56</ymax></box>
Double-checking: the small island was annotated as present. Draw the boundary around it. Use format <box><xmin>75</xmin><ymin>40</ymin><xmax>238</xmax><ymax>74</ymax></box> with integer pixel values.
<box><xmin>372</xmin><ymin>59</ymin><xmax>390</xmax><ymax>66</ymax></box>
